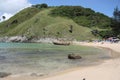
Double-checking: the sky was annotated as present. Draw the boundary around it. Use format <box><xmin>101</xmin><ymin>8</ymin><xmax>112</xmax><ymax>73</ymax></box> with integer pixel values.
<box><xmin>0</xmin><ymin>0</ymin><xmax>120</xmax><ymax>21</ymax></box>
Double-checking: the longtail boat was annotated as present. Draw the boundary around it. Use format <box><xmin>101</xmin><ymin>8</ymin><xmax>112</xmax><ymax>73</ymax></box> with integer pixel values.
<box><xmin>53</xmin><ymin>41</ymin><xmax>70</xmax><ymax>46</ymax></box>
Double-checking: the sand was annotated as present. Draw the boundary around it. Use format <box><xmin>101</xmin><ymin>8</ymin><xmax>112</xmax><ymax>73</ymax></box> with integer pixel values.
<box><xmin>2</xmin><ymin>42</ymin><xmax>120</xmax><ymax>80</ymax></box>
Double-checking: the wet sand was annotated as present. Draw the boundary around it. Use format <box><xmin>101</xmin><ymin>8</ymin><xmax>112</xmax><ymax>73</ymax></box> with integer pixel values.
<box><xmin>2</xmin><ymin>42</ymin><xmax>120</xmax><ymax>80</ymax></box>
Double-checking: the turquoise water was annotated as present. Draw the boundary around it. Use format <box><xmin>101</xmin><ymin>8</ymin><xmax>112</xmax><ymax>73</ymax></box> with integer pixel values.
<box><xmin>0</xmin><ymin>43</ymin><xmax>110</xmax><ymax>75</ymax></box>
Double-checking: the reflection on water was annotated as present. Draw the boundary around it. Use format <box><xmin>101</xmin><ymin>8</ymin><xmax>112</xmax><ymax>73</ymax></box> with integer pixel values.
<box><xmin>0</xmin><ymin>43</ymin><xmax>110</xmax><ymax>75</ymax></box>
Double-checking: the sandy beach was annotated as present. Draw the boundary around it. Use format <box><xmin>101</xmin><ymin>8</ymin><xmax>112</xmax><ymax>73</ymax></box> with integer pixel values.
<box><xmin>2</xmin><ymin>42</ymin><xmax>120</xmax><ymax>80</ymax></box>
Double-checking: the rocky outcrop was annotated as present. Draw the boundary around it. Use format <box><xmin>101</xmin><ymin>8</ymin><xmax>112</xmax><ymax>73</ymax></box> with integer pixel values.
<box><xmin>0</xmin><ymin>72</ymin><xmax>11</xmax><ymax>78</ymax></box>
<box><xmin>68</xmin><ymin>53</ymin><xmax>82</xmax><ymax>59</ymax></box>
<box><xmin>8</xmin><ymin>36</ymin><xmax>28</xmax><ymax>42</ymax></box>
<box><xmin>0</xmin><ymin>36</ymin><xmax>28</xmax><ymax>42</ymax></box>
<box><xmin>0</xmin><ymin>36</ymin><xmax>9</xmax><ymax>42</ymax></box>
<box><xmin>0</xmin><ymin>37</ymin><xmax>68</xmax><ymax>43</ymax></box>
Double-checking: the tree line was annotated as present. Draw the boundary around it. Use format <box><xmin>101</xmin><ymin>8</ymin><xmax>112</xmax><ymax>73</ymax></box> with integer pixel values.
<box><xmin>111</xmin><ymin>6</ymin><xmax>120</xmax><ymax>37</ymax></box>
<box><xmin>50</xmin><ymin>6</ymin><xmax>111</xmax><ymax>29</ymax></box>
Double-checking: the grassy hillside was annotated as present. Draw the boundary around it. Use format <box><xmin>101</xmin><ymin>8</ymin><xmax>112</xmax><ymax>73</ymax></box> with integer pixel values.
<box><xmin>2</xmin><ymin>8</ymin><xmax>95</xmax><ymax>40</ymax></box>
<box><xmin>0</xmin><ymin>7</ymin><xmax>40</xmax><ymax>35</ymax></box>
<box><xmin>0</xmin><ymin>5</ymin><xmax>111</xmax><ymax>40</ymax></box>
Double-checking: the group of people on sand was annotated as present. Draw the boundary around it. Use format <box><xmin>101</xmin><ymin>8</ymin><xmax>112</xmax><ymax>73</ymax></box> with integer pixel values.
<box><xmin>106</xmin><ymin>37</ymin><xmax>120</xmax><ymax>43</ymax></box>
<box><xmin>91</xmin><ymin>37</ymin><xmax>120</xmax><ymax>44</ymax></box>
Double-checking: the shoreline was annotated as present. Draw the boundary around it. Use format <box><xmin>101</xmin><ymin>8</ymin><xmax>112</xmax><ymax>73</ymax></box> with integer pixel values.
<box><xmin>37</xmin><ymin>42</ymin><xmax>120</xmax><ymax>80</ymax></box>
<box><xmin>2</xmin><ymin>42</ymin><xmax>120</xmax><ymax>80</ymax></box>
<box><xmin>38</xmin><ymin>42</ymin><xmax>120</xmax><ymax>80</ymax></box>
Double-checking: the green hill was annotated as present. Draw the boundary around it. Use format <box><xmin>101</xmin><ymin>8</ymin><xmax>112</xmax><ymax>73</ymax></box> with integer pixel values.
<box><xmin>0</xmin><ymin>7</ymin><xmax>40</xmax><ymax>35</ymax></box>
<box><xmin>0</xmin><ymin>5</ymin><xmax>112</xmax><ymax>40</ymax></box>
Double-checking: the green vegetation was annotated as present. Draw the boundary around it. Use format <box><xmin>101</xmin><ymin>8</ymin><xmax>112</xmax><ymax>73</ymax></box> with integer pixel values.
<box><xmin>32</xmin><ymin>3</ymin><xmax>48</xmax><ymax>9</ymax></box>
<box><xmin>111</xmin><ymin>7</ymin><xmax>120</xmax><ymax>38</ymax></box>
<box><xmin>50</xmin><ymin>6</ymin><xmax>111</xmax><ymax>29</ymax></box>
<box><xmin>0</xmin><ymin>7</ymin><xmax>40</xmax><ymax>35</ymax></box>
<box><xmin>1</xmin><ymin>4</ymin><xmax>118</xmax><ymax>40</ymax></box>
<box><xmin>4</xmin><ymin>9</ymin><xmax>95</xmax><ymax>40</ymax></box>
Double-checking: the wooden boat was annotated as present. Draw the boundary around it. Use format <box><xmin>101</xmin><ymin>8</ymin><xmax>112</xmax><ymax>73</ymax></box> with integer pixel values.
<box><xmin>53</xmin><ymin>41</ymin><xmax>70</xmax><ymax>46</ymax></box>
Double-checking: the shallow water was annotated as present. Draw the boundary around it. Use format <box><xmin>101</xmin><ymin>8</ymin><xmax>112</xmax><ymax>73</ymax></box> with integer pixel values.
<box><xmin>0</xmin><ymin>43</ymin><xmax>110</xmax><ymax>75</ymax></box>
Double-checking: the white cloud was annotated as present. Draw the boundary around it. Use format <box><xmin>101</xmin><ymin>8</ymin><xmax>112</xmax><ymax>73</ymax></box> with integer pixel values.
<box><xmin>0</xmin><ymin>0</ymin><xmax>32</xmax><ymax>22</ymax></box>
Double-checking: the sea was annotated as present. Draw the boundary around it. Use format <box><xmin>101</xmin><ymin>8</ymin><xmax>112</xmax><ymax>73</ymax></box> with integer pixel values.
<box><xmin>0</xmin><ymin>43</ymin><xmax>111</xmax><ymax>76</ymax></box>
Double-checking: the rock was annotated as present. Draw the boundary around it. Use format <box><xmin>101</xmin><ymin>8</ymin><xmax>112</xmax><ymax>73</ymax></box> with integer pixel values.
<box><xmin>8</xmin><ymin>36</ymin><xmax>28</xmax><ymax>42</ymax></box>
<box><xmin>0</xmin><ymin>72</ymin><xmax>11</xmax><ymax>78</ymax></box>
<box><xmin>0</xmin><ymin>36</ymin><xmax>9</xmax><ymax>42</ymax></box>
<box><xmin>83</xmin><ymin>78</ymin><xmax>86</xmax><ymax>80</ymax></box>
<box><xmin>68</xmin><ymin>53</ymin><xmax>82</xmax><ymax>59</ymax></box>
<box><xmin>30</xmin><ymin>73</ymin><xmax>44</xmax><ymax>77</ymax></box>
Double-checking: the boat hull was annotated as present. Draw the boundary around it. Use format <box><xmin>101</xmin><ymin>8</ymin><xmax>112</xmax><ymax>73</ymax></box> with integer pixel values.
<box><xmin>53</xmin><ymin>41</ymin><xmax>70</xmax><ymax>46</ymax></box>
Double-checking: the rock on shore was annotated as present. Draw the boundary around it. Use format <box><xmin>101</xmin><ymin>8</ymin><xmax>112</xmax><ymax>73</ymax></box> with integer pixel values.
<box><xmin>0</xmin><ymin>72</ymin><xmax>11</xmax><ymax>78</ymax></box>
<box><xmin>68</xmin><ymin>53</ymin><xmax>82</xmax><ymax>59</ymax></box>
<box><xmin>0</xmin><ymin>36</ymin><xmax>28</xmax><ymax>42</ymax></box>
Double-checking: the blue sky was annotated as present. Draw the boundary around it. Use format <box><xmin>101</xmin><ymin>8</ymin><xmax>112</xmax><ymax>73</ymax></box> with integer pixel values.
<box><xmin>29</xmin><ymin>0</ymin><xmax>120</xmax><ymax>17</ymax></box>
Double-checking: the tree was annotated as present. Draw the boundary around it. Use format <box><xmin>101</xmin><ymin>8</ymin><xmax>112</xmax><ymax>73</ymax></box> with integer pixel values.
<box><xmin>113</xmin><ymin>6</ymin><xmax>120</xmax><ymax>22</ymax></box>
<box><xmin>111</xmin><ymin>6</ymin><xmax>120</xmax><ymax>36</ymax></box>
<box><xmin>40</xmin><ymin>3</ymin><xmax>48</xmax><ymax>8</ymax></box>
<box><xmin>32</xmin><ymin>3</ymin><xmax>48</xmax><ymax>9</ymax></box>
<box><xmin>2</xmin><ymin>16</ymin><xmax>6</xmax><ymax>20</ymax></box>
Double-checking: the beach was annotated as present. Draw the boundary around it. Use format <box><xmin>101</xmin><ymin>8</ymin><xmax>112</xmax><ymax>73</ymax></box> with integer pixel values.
<box><xmin>2</xmin><ymin>42</ymin><xmax>120</xmax><ymax>80</ymax></box>
<box><xmin>0</xmin><ymin>0</ymin><xmax>119</xmax><ymax>80</ymax></box>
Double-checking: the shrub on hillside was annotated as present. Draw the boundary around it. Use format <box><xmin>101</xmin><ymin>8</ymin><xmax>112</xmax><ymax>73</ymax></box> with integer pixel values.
<box><xmin>32</xmin><ymin>3</ymin><xmax>48</xmax><ymax>9</ymax></box>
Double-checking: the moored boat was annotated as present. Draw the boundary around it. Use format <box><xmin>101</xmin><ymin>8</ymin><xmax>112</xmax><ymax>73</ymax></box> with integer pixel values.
<box><xmin>53</xmin><ymin>41</ymin><xmax>70</xmax><ymax>45</ymax></box>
